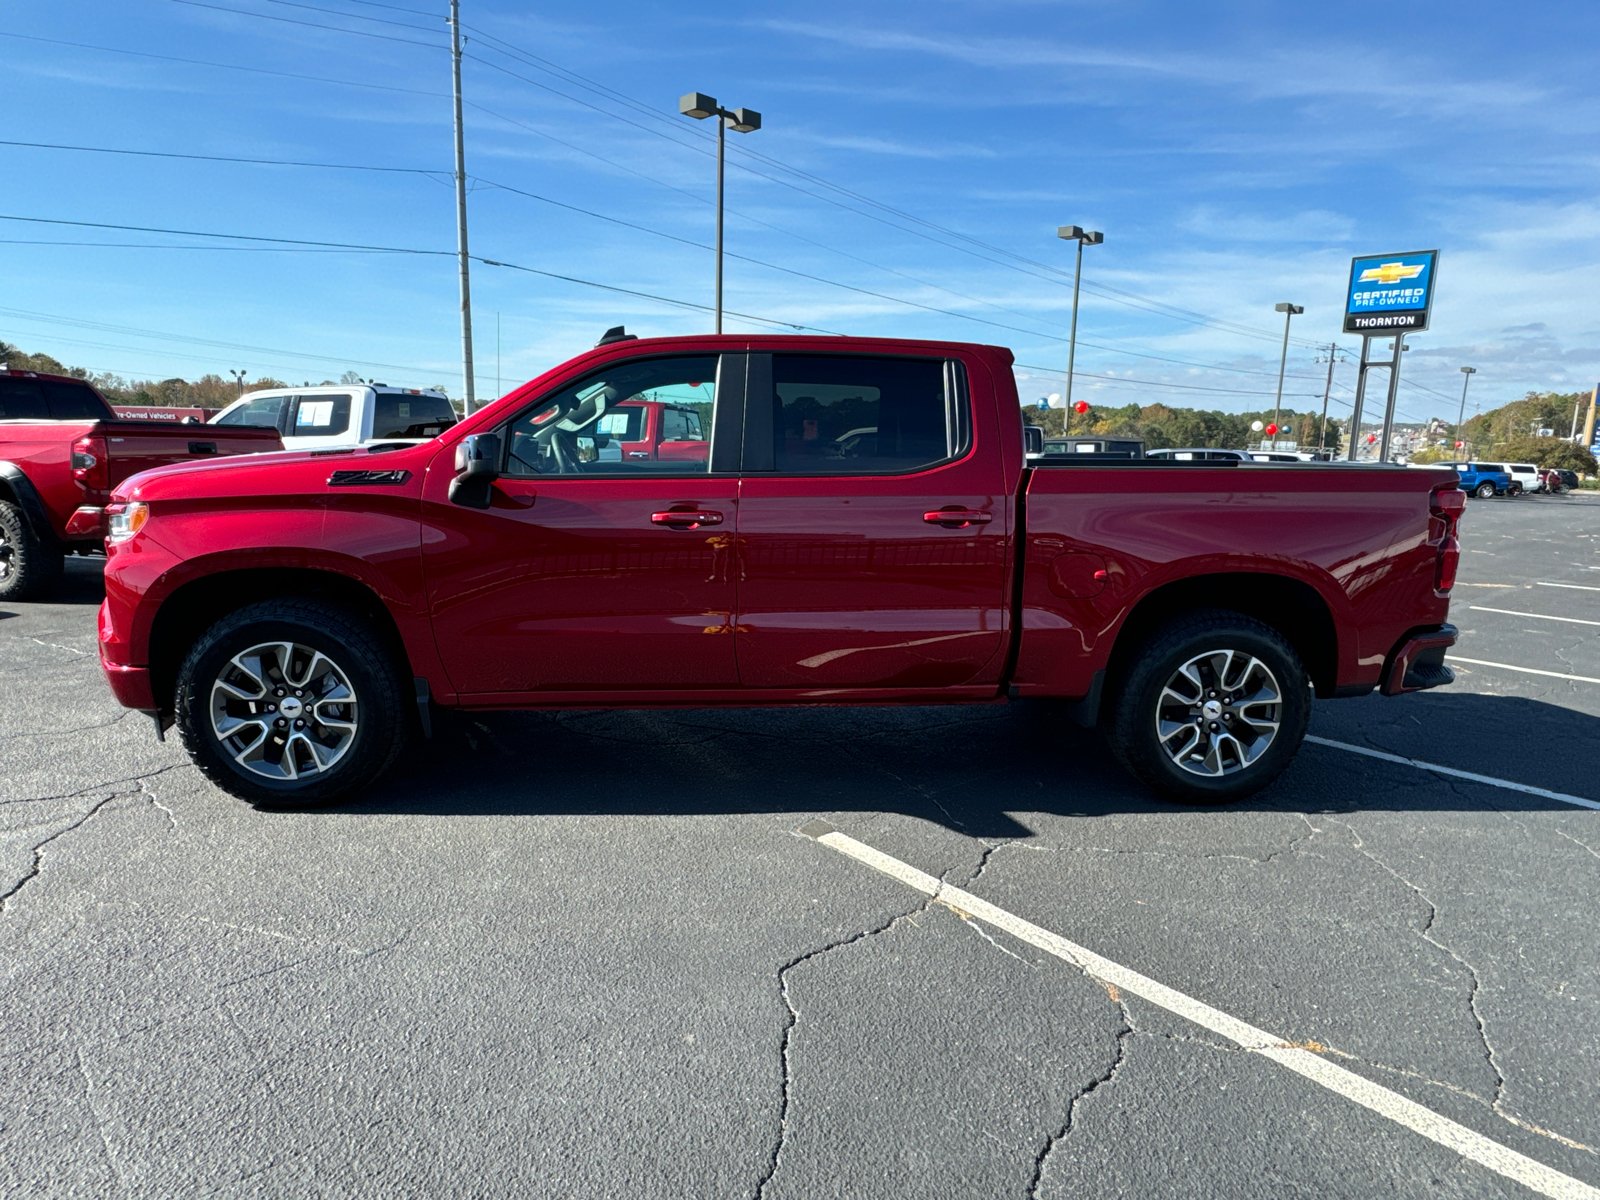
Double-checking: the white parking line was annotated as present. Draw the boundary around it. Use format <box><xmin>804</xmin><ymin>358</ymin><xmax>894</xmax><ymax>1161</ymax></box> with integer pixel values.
<box><xmin>1538</xmin><ymin>582</ymin><xmax>1600</xmax><ymax>593</ymax></box>
<box><xmin>803</xmin><ymin>825</ymin><xmax>1600</xmax><ymax>1200</ymax></box>
<box><xmin>1305</xmin><ymin>736</ymin><xmax>1600</xmax><ymax>811</ymax></box>
<box><xmin>1448</xmin><ymin>656</ymin><xmax>1600</xmax><ymax>685</ymax></box>
<box><xmin>1469</xmin><ymin>606</ymin><xmax>1600</xmax><ymax>627</ymax></box>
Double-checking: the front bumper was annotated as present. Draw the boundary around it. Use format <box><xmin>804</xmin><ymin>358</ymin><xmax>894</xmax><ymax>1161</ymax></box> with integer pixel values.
<box><xmin>101</xmin><ymin>656</ymin><xmax>156</xmax><ymax>710</ymax></box>
<box><xmin>1380</xmin><ymin>623</ymin><xmax>1458</xmax><ymax>696</ymax></box>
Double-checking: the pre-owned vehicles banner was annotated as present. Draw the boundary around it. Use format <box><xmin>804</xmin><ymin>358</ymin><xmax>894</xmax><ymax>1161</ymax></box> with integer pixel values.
<box><xmin>1344</xmin><ymin>250</ymin><xmax>1439</xmax><ymax>334</ymax></box>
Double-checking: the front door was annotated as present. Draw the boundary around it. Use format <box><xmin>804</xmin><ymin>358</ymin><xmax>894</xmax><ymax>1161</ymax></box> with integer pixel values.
<box><xmin>734</xmin><ymin>352</ymin><xmax>1010</xmax><ymax>690</ymax></box>
<box><xmin>422</xmin><ymin>352</ymin><xmax>740</xmax><ymax>696</ymax></box>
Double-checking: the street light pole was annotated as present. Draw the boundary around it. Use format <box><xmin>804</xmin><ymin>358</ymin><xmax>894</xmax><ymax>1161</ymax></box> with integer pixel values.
<box><xmin>1271</xmin><ymin>302</ymin><xmax>1303</xmax><ymax>448</ymax></box>
<box><xmin>228</xmin><ymin>369</ymin><xmax>246</xmax><ymax>398</ymax></box>
<box><xmin>1456</xmin><ymin>366</ymin><xmax>1477</xmax><ymax>455</ymax></box>
<box><xmin>680</xmin><ymin>93</ymin><xmax>761</xmax><ymax>333</ymax></box>
<box><xmin>448</xmin><ymin>0</ymin><xmax>476</xmax><ymax>412</ymax></box>
<box><xmin>1056</xmin><ymin>226</ymin><xmax>1103</xmax><ymax>431</ymax></box>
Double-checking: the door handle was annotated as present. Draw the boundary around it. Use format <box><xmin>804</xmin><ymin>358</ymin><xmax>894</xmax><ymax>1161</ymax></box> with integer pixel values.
<box><xmin>651</xmin><ymin>510</ymin><xmax>724</xmax><ymax>528</ymax></box>
<box><xmin>923</xmin><ymin>508</ymin><xmax>993</xmax><ymax>528</ymax></box>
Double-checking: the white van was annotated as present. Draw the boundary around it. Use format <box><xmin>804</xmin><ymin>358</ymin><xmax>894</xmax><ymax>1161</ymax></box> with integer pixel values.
<box><xmin>210</xmin><ymin>384</ymin><xmax>458</xmax><ymax>451</ymax></box>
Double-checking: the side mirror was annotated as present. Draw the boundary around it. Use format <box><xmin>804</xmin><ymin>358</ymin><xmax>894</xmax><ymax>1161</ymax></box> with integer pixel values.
<box><xmin>1023</xmin><ymin>425</ymin><xmax>1044</xmax><ymax>457</ymax></box>
<box><xmin>448</xmin><ymin>432</ymin><xmax>501</xmax><ymax>509</ymax></box>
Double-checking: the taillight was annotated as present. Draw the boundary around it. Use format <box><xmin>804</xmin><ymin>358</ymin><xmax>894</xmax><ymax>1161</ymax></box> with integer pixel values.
<box><xmin>71</xmin><ymin>435</ymin><xmax>109</xmax><ymax>492</ymax></box>
<box><xmin>1430</xmin><ymin>485</ymin><xmax>1464</xmax><ymax>594</ymax></box>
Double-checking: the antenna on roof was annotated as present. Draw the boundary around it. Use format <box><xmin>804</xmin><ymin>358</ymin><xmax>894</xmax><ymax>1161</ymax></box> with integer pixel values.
<box><xmin>596</xmin><ymin>326</ymin><xmax>638</xmax><ymax>347</ymax></box>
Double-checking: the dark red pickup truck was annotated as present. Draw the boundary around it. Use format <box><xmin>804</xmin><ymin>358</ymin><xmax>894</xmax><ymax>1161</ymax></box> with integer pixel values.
<box><xmin>1</xmin><ymin>368</ymin><xmax>282</xmax><ymax>599</ymax></box>
<box><xmin>97</xmin><ymin>335</ymin><xmax>1462</xmax><ymax>806</ymax></box>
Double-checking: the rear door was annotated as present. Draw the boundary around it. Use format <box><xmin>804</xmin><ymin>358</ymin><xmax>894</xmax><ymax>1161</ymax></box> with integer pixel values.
<box><xmin>422</xmin><ymin>351</ymin><xmax>741</xmax><ymax>696</ymax></box>
<box><xmin>733</xmin><ymin>351</ymin><xmax>1010</xmax><ymax>690</ymax></box>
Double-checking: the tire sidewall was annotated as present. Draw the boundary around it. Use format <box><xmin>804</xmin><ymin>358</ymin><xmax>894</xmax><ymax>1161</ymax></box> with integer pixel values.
<box><xmin>176</xmin><ymin>608</ymin><xmax>400</xmax><ymax>806</ymax></box>
<box><xmin>0</xmin><ymin>500</ymin><xmax>62</xmax><ymax>602</ymax></box>
<box><xmin>1117</xmin><ymin>621</ymin><xmax>1311</xmax><ymax>804</ymax></box>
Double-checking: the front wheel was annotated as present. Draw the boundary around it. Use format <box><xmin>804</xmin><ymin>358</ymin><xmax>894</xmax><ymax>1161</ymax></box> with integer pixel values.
<box><xmin>1475</xmin><ymin>482</ymin><xmax>1496</xmax><ymax>498</ymax></box>
<box><xmin>1104</xmin><ymin>610</ymin><xmax>1311</xmax><ymax>804</ymax></box>
<box><xmin>175</xmin><ymin>599</ymin><xmax>406</xmax><ymax>806</ymax></box>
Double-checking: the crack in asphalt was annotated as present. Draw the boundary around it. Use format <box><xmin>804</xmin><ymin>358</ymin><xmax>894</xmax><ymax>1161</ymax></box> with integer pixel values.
<box><xmin>1028</xmin><ymin>980</ymin><xmax>1134</xmax><ymax>1198</ymax></box>
<box><xmin>74</xmin><ymin>1045</ymin><xmax>131</xmax><ymax>1197</ymax></box>
<box><xmin>752</xmin><ymin>889</ymin><xmax>940</xmax><ymax>1200</ymax></box>
<box><xmin>1326</xmin><ymin>818</ymin><xmax>1508</xmax><ymax>1118</ymax></box>
<box><xmin>0</xmin><ymin>710</ymin><xmax>133</xmax><ymax>744</ymax></box>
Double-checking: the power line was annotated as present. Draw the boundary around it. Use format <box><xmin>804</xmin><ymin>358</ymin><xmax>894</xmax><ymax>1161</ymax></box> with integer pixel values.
<box><xmin>0</xmin><ymin>138</ymin><xmax>444</xmax><ymax>175</ymax></box>
<box><xmin>164</xmin><ymin>0</ymin><xmax>443</xmax><ymax>48</ymax></box>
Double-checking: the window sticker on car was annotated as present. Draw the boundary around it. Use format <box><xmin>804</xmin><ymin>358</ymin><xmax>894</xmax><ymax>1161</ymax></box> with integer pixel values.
<box><xmin>298</xmin><ymin>401</ymin><xmax>334</xmax><ymax>427</ymax></box>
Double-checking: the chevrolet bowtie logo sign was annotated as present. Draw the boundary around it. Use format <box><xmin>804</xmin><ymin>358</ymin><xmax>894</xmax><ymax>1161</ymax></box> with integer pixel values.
<box><xmin>1358</xmin><ymin>261</ymin><xmax>1426</xmax><ymax>285</ymax></box>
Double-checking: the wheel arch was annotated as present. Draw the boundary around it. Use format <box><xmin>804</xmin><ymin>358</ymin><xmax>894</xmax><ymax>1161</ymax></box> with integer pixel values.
<box><xmin>1102</xmin><ymin>572</ymin><xmax>1339</xmax><ymax>707</ymax></box>
<box><xmin>0</xmin><ymin>461</ymin><xmax>61</xmax><ymax>546</ymax></box>
<box><xmin>148</xmin><ymin>566</ymin><xmax>413</xmax><ymax>713</ymax></box>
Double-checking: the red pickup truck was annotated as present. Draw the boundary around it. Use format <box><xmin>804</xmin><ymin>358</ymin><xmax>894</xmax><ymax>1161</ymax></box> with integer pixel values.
<box><xmin>1</xmin><ymin>368</ymin><xmax>282</xmax><ymax>599</ymax></box>
<box><xmin>97</xmin><ymin>335</ymin><xmax>1462</xmax><ymax>806</ymax></box>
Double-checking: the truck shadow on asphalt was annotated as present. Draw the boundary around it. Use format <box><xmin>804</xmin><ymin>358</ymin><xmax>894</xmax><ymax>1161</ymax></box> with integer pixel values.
<box><xmin>345</xmin><ymin>692</ymin><xmax>1600</xmax><ymax>837</ymax></box>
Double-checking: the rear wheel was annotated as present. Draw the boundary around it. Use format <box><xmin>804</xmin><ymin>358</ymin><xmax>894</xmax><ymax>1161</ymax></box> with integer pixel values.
<box><xmin>0</xmin><ymin>500</ymin><xmax>64</xmax><ymax>601</ymax></box>
<box><xmin>1475</xmin><ymin>482</ymin><xmax>1495</xmax><ymax>498</ymax></box>
<box><xmin>1104</xmin><ymin>610</ymin><xmax>1311</xmax><ymax>804</ymax></box>
<box><xmin>175</xmin><ymin>599</ymin><xmax>406</xmax><ymax>806</ymax></box>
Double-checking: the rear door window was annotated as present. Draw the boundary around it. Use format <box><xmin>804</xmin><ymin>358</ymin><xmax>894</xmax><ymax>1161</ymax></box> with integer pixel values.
<box><xmin>761</xmin><ymin>355</ymin><xmax>966</xmax><ymax>475</ymax></box>
<box><xmin>291</xmin><ymin>393</ymin><xmax>353</xmax><ymax>437</ymax></box>
<box><xmin>0</xmin><ymin>377</ymin><xmax>50</xmax><ymax>419</ymax></box>
<box><xmin>373</xmin><ymin>392</ymin><xmax>458</xmax><ymax>440</ymax></box>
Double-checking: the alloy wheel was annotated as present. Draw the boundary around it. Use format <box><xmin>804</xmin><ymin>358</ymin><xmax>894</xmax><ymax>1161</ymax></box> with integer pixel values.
<box><xmin>209</xmin><ymin>640</ymin><xmax>359</xmax><ymax>781</ymax></box>
<box><xmin>1155</xmin><ymin>648</ymin><xmax>1281</xmax><ymax>777</ymax></box>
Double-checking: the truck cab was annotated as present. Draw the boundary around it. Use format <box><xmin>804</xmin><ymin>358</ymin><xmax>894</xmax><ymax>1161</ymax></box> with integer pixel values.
<box><xmin>593</xmin><ymin>396</ymin><xmax>710</xmax><ymax>464</ymax></box>
<box><xmin>211</xmin><ymin>385</ymin><xmax>458</xmax><ymax>451</ymax></box>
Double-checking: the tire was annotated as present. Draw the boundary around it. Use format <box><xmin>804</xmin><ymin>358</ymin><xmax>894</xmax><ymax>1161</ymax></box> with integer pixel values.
<box><xmin>1475</xmin><ymin>482</ymin><xmax>1495</xmax><ymax>498</ymax></box>
<box><xmin>1104</xmin><ymin>610</ymin><xmax>1311</xmax><ymax>805</ymax></box>
<box><xmin>0</xmin><ymin>499</ymin><xmax>64</xmax><ymax>601</ymax></box>
<box><xmin>175</xmin><ymin>599</ymin><xmax>406</xmax><ymax>806</ymax></box>
<box><xmin>1507</xmin><ymin>483</ymin><xmax>1523</xmax><ymax>497</ymax></box>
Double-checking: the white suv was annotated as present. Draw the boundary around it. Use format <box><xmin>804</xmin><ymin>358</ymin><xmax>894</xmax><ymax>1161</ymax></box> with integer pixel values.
<box><xmin>1482</xmin><ymin>462</ymin><xmax>1542</xmax><ymax>496</ymax></box>
<box><xmin>211</xmin><ymin>384</ymin><xmax>458</xmax><ymax>451</ymax></box>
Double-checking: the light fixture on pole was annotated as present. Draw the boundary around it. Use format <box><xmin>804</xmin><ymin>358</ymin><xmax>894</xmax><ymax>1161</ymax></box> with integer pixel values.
<box><xmin>1056</xmin><ymin>226</ymin><xmax>1103</xmax><ymax>427</ymax></box>
<box><xmin>680</xmin><ymin>92</ymin><xmax>761</xmax><ymax>334</ymax></box>
<box><xmin>228</xmin><ymin>369</ymin><xmax>247</xmax><ymax>398</ymax></box>
<box><xmin>1270</xmin><ymin>303</ymin><xmax>1303</xmax><ymax>447</ymax></box>
<box><xmin>1455</xmin><ymin>367</ymin><xmax>1477</xmax><ymax>455</ymax></box>
<box><xmin>448</xmin><ymin>0</ymin><xmax>476</xmax><ymax>412</ymax></box>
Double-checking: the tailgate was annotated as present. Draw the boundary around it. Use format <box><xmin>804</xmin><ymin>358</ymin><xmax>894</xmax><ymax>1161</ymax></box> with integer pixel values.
<box><xmin>100</xmin><ymin>421</ymin><xmax>283</xmax><ymax>489</ymax></box>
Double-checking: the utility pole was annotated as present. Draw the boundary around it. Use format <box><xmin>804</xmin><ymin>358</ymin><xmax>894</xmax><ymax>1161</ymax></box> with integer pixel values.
<box><xmin>1314</xmin><ymin>343</ymin><xmax>1339</xmax><ymax>454</ymax></box>
<box><xmin>449</xmin><ymin>0</ymin><xmax>476</xmax><ymax>412</ymax></box>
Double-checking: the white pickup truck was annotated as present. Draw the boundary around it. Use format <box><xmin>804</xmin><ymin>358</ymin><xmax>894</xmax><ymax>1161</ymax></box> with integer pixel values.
<box><xmin>209</xmin><ymin>384</ymin><xmax>458</xmax><ymax>451</ymax></box>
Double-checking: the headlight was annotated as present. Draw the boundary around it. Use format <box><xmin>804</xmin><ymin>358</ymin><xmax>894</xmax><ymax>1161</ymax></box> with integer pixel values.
<box><xmin>106</xmin><ymin>502</ymin><xmax>150</xmax><ymax>544</ymax></box>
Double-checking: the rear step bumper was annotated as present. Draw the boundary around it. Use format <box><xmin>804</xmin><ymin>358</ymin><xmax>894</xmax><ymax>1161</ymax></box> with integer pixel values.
<box><xmin>1380</xmin><ymin>623</ymin><xmax>1458</xmax><ymax>696</ymax></box>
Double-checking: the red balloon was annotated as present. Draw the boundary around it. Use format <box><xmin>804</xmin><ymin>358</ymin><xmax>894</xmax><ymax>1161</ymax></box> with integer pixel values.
<box><xmin>1366</xmin><ymin>433</ymin><xmax>1377</xmax><ymax>443</ymax></box>
<box><xmin>1265</xmin><ymin>423</ymin><xmax>1278</xmax><ymax>436</ymax></box>
<box><xmin>1454</xmin><ymin>440</ymin><xmax>1464</xmax><ymax>449</ymax></box>
<box><xmin>1073</xmin><ymin>400</ymin><xmax>1089</xmax><ymax>414</ymax></box>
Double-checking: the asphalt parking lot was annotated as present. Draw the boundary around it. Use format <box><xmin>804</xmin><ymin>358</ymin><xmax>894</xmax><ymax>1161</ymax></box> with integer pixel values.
<box><xmin>3</xmin><ymin>491</ymin><xmax>1598</xmax><ymax>1199</ymax></box>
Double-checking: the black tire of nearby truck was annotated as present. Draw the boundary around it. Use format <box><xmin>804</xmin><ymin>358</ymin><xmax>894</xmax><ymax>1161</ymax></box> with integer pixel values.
<box><xmin>175</xmin><ymin>598</ymin><xmax>406</xmax><ymax>807</ymax></box>
<box><xmin>1475</xmin><ymin>482</ymin><xmax>1496</xmax><ymax>499</ymax></box>
<box><xmin>1104</xmin><ymin>610</ymin><xmax>1311</xmax><ymax>805</ymax></box>
<box><xmin>0</xmin><ymin>499</ymin><xmax>64</xmax><ymax>602</ymax></box>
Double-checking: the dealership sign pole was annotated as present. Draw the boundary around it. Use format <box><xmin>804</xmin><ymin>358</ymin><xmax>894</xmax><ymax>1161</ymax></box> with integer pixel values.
<box><xmin>1342</xmin><ymin>250</ymin><xmax>1439</xmax><ymax>462</ymax></box>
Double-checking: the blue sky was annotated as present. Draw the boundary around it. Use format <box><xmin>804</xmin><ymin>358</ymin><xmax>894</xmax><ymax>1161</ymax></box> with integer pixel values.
<box><xmin>3</xmin><ymin>0</ymin><xmax>1596</xmax><ymax>429</ymax></box>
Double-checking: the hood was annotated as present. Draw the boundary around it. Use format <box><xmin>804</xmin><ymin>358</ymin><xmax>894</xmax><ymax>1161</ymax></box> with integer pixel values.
<box><xmin>111</xmin><ymin>442</ymin><xmax>442</xmax><ymax>504</ymax></box>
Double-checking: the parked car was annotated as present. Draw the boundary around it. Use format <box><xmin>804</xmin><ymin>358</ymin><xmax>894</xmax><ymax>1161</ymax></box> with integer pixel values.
<box><xmin>1145</xmin><ymin>447</ymin><xmax>1252</xmax><ymax>461</ymax></box>
<box><xmin>1436</xmin><ymin>462</ymin><xmax>1513</xmax><ymax>498</ymax></box>
<box><xmin>1480</xmin><ymin>462</ymin><xmax>1542</xmax><ymax>496</ymax></box>
<box><xmin>590</xmin><ymin>396</ymin><xmax>710</xmax><ymax>464</ymax></box>
<box><xmin>99</xmin><ymin>333</ymin><xmax>1462</xmax><ymax>808</ymax></box>
<box><xmin>0</xmin><ymin>366</ymin><xmax>282</xmax><ymax>599</ymax></box>
<box><xmin>1037</xmin><ymin>436</ymin><xmax>1146</xmax><ymax>460</ymax></box>
<box><xmin>210</xmin><ymin>384</ymin><xmax>457</xmax><ymax>452</ymax></box>
<box><xmin>1549</xmin><ymin>469</ymin><xmax>1581</xmax><ymax>493</ymax></box>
